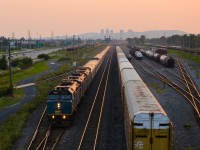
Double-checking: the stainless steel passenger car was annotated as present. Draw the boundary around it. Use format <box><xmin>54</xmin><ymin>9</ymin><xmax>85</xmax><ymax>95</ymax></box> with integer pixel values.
<box><xmin>116</xmin><ymin>46</ymin><xmax>173</xmax><ymax>150</ymax></box>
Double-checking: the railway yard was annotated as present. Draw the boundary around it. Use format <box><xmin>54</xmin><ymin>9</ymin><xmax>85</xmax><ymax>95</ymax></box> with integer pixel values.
<box><xmin>122</xmin><ymin>45</ymin><xmax>200</xmax><ymax>149</ymax></box>
<box><xmin>1</xmin><ymin>44</ymin><xmax>199</xmax><ymax>150</ymax></box>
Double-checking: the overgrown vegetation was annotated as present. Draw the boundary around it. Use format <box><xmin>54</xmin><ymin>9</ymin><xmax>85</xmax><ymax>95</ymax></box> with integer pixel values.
<box><xmin>11</xmin><ymin>57</ymin><xmax>33</xmax><ymax>69</ymax></box>
<box><xmin>127</xmin><ymin>34</ymin><xmax>200</xmax><ymax>49</ymax></box>
<box><xmin>148</xmin><ymin>82</ymin><xmax>166</xmax><ymax>94</ymax></box>
<box><xmin>0</xmin><ymin>55</ymin><xmax>8</xmax><ymax>70</ymax></box>
<box><xmin>0</xmin><ymin>81</ymin><xmax>58</xmax><ymax>150</ymax></box>
<box><xmin>183</xmin><ymin>123</ymin><xmax>192</xmax><ymax>129</ymax></box>
<box><xmin>0</xmin><ymin>89</ymin><xmax>23</xmax><ymax>110</ymax></box>
<box><xmin>0</xmin><ymin>61</ymin><xmax>48</xmax><ymax>101</ymax></box>
<box><xmin>168</xmin><ymin>49</ymin><xmax>200</xmax><ymax>65</ymax></box>
<box><xmin>38</xmin><ymin>54</ymin><xmax>50</xmax><ymax>60</ymax></box>
<box><xmin>0</xmin><ymin>45</ymin><xmax>105</xmax><ymax>150</ymax></box>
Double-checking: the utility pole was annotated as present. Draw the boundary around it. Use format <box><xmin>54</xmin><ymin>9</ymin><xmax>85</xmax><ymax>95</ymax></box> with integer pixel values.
<box><xmin>78</xmin><ymin>36</ymin><xmax>79</xmax><ymax>60</ymax></box>
<box><xmin>189</xmin><ymin>34</ymin><xmax>191</xmax><ymax>54</ymax></box>
<box><xmin>195</xmin><ymin>35</ymin><xmax>197</xmax><ymax>59</ymax></box>
<box><xmin>8</xmin><ymin>38</ymin><xmax>13</xmax><ymax>90</ymax></box>
<box><xmin>73</xmin><ymin>35</ymin><xmax>75</xmax><ymax>61</ymax></box>
<box><xmin>0</xmin><ymin>40</ymin><xmax>2</xmax><ymax>54</ymax></box>
<box><xmin>66</xmin><ymin>33</ymin><xmax>68</xmax><ymax>48</ymax></box>
<box><xmin>28</xmin><ymin>29</ymin><xmax>31</xmax><ymax>49</ymax></box>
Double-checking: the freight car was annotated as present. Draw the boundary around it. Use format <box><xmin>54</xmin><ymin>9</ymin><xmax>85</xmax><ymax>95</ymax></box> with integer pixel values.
<box><xmin>160</xmin><ymin>55</ymin><xmax>175</xmax><ymax>68</ymax></box>
<box><xmin>145</xmin><ymin>50</ymin><xmax>154</xmax><ymax>58</ymax></box>
<box><xmin>47</xmin><ymin>46</ymin><xmax>110</xmax><ymax>125</ymax></box>
<box><xmin>134</xmin><ymin>51</ymin><xmax>143</xmax><ymax>60</ymax></box>
<box><xmin>129</xmin><ymin>49</ymin><xmax>143</xmax><ymax>60</ymax></box>
<box><xmin>116</xmin><ymin>46</ymin><xmax>173</xmax><ymax>150</ymax></box>
<box><xmin>140</xmin><ymin>48</ymin><xmax>175</xmax><ymax>68</ymax></box>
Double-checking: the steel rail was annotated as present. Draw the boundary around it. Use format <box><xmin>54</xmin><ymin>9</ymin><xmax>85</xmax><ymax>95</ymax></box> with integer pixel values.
<box><xmin>77</xmin><ymin>49</ymin><xmax>112</xmax><ymax>150</ymax></box>
<box><xmin>27</xmin><ymin>106</ymin><xmax>47</xmax><ymax>150</ymax></box>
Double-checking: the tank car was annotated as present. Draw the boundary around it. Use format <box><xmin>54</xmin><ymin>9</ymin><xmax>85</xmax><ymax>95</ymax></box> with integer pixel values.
<box><xmin>160</xmin><ymin>55</ymin><xmax>175</xmax><ymax>68</ymax></box>
<box><xmin>47</xmin><ymin>46</ymin><xmax>110</xmax><ymax>125</ymax></box>
<box><xmin>134</xmin><ymin>51</ymin><xmax>143</xmax><ymax>60</ymax></box>
<box><xmin>116</xmin><ymin>46</ymin><xmax>173</xmax><ymax>150</ymax></box>
<box><xmin>140</xmin><ymin>48</ymin><xmax>146</xmax><ymax>55</ymax></box>
<box><xmin>145</xmin><ymin>50</ymin><xmax>154</xmax><ymax>58</ymax></box>
<box><xmin>153</xmin><ymin>53</ymin><xmax>161</xmax><ymax>61</ymax></box>
<box><xmin>126</xmin><ymin>54</ymin><xmax>132</xmax><ymax>60</ymax></box>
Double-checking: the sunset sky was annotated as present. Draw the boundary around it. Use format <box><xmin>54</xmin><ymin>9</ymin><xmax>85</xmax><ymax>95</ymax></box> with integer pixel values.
<box><xmin>0</xmin><ymin>0</ymin><xmax>200</xmax><ymax>38</ymax></box>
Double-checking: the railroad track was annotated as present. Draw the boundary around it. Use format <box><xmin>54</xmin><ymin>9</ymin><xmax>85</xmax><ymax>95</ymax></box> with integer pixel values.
<box><xmin>36</xmin><ymin>71</ymin><xmax>73</xmax><ymax>84</ymax></box>
<box><xmin>77</xmin><ymin>49</ymin><xmax>113</xmax><ymax>150</ymax></box>
<box><xmin>176</xmin><ymin>58</ymin><xmax>200</xmax><ymax>117</ymax></box>
<box><xmin>131</xmin><ymin>58</ymin><xmax>200</xmax><ymax>118</ymax></box>
<box><xmin>27</xmin><ymin>106</ymin><xmax>66</xmax><ymax>150</ymax></box>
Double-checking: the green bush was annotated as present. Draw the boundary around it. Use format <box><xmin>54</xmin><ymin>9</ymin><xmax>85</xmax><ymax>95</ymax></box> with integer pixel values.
<box><xmin>38</xmin><ymin>54</ymin><xmax>50</xmax><ymax>60</ymax></box>
<box><xmin>10</xmin><ymin>57</ymin><xmax>32</xmax><ymax>70</ymax></box>
<box><xmin>20</xmin><ymin>57</ymin><xmax>33</xmax><ymax>69</ymax></box>
<box><xmin>0</xmin><ymin>87</ymin><xmax>13</xmax><ymax>97</ymax></box>
<box><xmin>11</xmin><ymin>58</ymin><xmax>20</xmax><ymax>67</ymax></box>
<box><xmin>0</xmin><ymin>55</ymin><xmax>8</xmax><ymax>70</ymax></box>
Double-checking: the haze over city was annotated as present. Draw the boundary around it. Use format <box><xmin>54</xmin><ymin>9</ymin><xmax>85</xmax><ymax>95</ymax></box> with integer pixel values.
<box><xmin>0</xmin><ymin>0</ymin><xmax>200</xmax><ymax>38</ymax></box>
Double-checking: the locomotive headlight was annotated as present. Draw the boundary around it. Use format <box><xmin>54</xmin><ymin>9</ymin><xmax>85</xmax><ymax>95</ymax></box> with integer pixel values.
<box><xmin>52</xmin><ymin>115</ymin><xmax>55</xmax><ymax>119</ymax></box>
<box><xmin>57</xmin><ymin>103</ymin><xmax>61</xmax><ymax>109</ymax></box>
<box><xmin>63</xmin><ymin>115</ymin><xmax>66</xmax><ymax>119</ymax></box>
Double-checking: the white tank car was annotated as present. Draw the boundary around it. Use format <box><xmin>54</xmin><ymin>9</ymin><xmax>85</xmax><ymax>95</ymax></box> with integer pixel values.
<box><xmin>145</xmin><ymin>50</ymin><xmax>154</xmax><ymax>58</ymax></box>
<box><xmin>116</xmin><ymin>46</ymin><xmax>172</xmax><ymax>150</ymax></box>
<box><xmin>134</xmin><ymin>51</ymin><xmax>143</xmax><ymax>60</ymax></box>
<box><xmin>153</xmin><ymin>53</ymin><xmax>161</xmax><ymax>61</ymax></box>
<box><xmin>159</xmin><ymin>55</ymin><xmax>175</xmax><ymax>68</ymax></box>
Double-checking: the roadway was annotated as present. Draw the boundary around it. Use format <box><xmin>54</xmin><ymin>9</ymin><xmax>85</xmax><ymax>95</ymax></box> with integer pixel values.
<box><xmin>0</xmin><ymin>47</ymin><xmax>62</xmax><ymax>60</ymax></box>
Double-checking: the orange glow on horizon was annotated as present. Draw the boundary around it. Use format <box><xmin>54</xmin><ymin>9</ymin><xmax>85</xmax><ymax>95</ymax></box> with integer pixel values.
<box><xmin>0</xmin><ymin>0</ymin><xmax>200</xmax><ymax>37</ymax></box>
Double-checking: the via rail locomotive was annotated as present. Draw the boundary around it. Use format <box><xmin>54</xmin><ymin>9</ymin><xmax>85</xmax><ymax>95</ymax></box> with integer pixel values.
<box><xmin>47</xmin><ymin>46</ymin><xmax>110</xmax><ymax>125</ymax></box>
<box><xmin>116</xmin><ymin>46</ymin><xmax>173</xmax><ymax>150</ymax></box>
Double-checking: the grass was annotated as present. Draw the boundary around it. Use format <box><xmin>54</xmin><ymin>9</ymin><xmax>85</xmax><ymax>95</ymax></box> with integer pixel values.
<box><xmin>0</xmin><ymin>81</ymin><xmax>58</xmax><ymax>150</ymax></box>
<box><xmin>37</xmin><ymin>45</ymin><xmax>105</xmax><ymax>81</ymax></box>
<box><xmin>169</xmin><ymin>49</ymin><xmax>200</xmax><ymax>78</ymax></box>
<box><xmin>148</xmin><ymin>82</ymin><xmax>166</xmax><ymax>94</ymax></box>
<box><xmin>0</xmin><ymin>89</ymin><xmax>24</xmax><ymax>110</ymax></box>
<box><xmin>0</xmin><ymin>45</ymin><xmax>106</xmax><ymax>150</ymax></box>
<box><xmin>0</xmin><ymin>61</ymin><xmax>49</xmax><ymax>88</ymax></box>
<box><xmin>168</xmin><ymin>49</ymin><xmax>200</xmax><ymax>65</ymax></box>
<box><xmin>0</xmin><ymin>61</ymin><xmax>49</xmax><ymax>110</ymax></box>
<box><xmin>183</xmin><ymin>123</ymin><xmax>192</xmax><ymax>129</ymax></box>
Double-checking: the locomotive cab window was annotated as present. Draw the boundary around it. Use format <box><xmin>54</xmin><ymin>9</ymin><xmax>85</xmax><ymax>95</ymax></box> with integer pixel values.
<box><xmin>60</xmin><ymin>95</ymin><xmax>72</xmax><ymax>100</ymax></box>
<box><xmin>49</xmin><ymin>95</ymin><xmax>59</xmax><ymax>100</ymax></box>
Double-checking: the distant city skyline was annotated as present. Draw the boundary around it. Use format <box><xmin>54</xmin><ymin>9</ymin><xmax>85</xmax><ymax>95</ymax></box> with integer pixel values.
<box><xmin>0</xmin><ymin>0</ymin><xmax>200</xmax><ymax>38</ymax></box>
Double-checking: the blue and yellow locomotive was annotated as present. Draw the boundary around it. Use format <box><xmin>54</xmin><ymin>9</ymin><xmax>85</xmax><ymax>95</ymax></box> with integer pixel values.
<box><xmin>47</xmin><ymin>46</ymin><xmax>110</xmax><ymax>125</ymax></box>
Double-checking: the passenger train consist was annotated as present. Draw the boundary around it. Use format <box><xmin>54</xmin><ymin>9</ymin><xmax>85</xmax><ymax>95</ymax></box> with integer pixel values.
<box><xmin>116</xmin><ymin>46</ymin><xmax>173</xmax><ymax>150</ymax></box>
<box><xmin>47</xmin><ymin>46</ymin><xmax>110</xmax><ymax>125</ymax></box>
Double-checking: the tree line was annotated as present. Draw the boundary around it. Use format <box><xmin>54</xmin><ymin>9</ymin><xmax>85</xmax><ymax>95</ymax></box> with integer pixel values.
<box><xmin>127</xmin><ymin>34</ymin><xmax>200</xmax><ymax>49</ymax></box>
